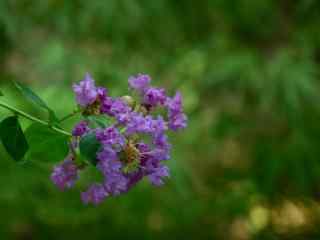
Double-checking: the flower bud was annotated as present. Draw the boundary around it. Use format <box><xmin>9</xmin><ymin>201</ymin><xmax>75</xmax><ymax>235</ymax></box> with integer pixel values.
<box><xmin>121</xmin><ymin>95</ymin><xmax>135</xmax><ymax>108</ymax></box>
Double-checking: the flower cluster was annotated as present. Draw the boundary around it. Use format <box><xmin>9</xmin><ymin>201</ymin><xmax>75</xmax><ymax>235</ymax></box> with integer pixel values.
<box><xmin>51</xmin><ymin>73</ymin><xmax>187</xmax><ymax>205</ymax></box>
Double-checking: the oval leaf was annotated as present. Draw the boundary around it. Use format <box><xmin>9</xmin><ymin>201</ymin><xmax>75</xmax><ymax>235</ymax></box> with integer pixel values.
<box><xmin>79</xmin><ymin>132</ymin><xmax>101</xmax><ymax>165</ymax></box>
<box><xmin>14</xmin><ymin>81</ymin><xmax>59</xmax><ymax>125</ymax></box>
<box><xmin>14</xmin><ymin>81</ymin><xmax>49</xmax><ymax>109</ymax></box>
<box><xmin>25</xmin><ymin>123</ymin><xmax>69</xmax><ymax>162</ymax></box>
<box><xmin>0</xmin><ymin>116</ymin><xmax>29</xmax><ymax>161</ymax></box>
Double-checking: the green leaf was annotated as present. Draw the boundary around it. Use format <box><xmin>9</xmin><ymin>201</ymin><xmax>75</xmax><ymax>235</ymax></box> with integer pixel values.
<box><xmin>86</xmin><ymin>115</ymin><xmax>112</xmax><ymax>128</ymax></box>
<box><xmin>79</xmin><ymin>132</ymin><xmax>101</xmax><ymax>165</ymax></box>
<box><xmin>0</xmin><ymin>116</ymin><xmax>29</xmax><ymax>161</ymax></box>
<box><xmin>14</xmin><ymin>81</ymin><xmax>49</xmax><ymax>109</ymax></box>
<box><xmin>0</xmin><ymin>89</ymin><xmax>3</xmax><ymax>96</ymax></box>
<box><xmin>14</xmin><ymin>81</ymin><xmax>59</xmax><ymax>125</ymax></box>
<box><xmin>25</xmin><ymin>123</ymin><xmax>69</xmax><ymax>162</ymax></box>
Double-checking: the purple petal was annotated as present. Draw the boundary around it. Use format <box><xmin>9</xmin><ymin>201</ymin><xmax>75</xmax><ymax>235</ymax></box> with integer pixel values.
<box><xmin>81</xmin><ymin>183</ymin><xmax>109</xmax><ymax>205</ymax></box>
<box><xmin>128</xmin><ymin>74</ymin><xmax>151</xmax><ymax>93</ymax></box>
<box><xmin>51</xmin><ymin>158</ymin><xmax>79</xmax><ymax>191</ymax></box>
<box><xmin>73</xmin><ymin>73</ymin><xmax>98</xmax><ymax>107</ymax></box>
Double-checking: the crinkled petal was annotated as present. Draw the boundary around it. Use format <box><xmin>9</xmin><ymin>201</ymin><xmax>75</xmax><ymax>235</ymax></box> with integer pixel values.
<box><xmin>81</xmin><ymin>183</ymin><xmax>109</xmax><ymax>205</ymax></box>
<box><xmin>73</xmin><ymin>73</ymin><xmax>98</xmax><ymax>107</ymax></box>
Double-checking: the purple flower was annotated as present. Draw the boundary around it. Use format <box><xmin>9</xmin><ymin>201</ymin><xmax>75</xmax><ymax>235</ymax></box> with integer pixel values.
<box><xmin>167</xmin><ymin>92</ymin><xmax>187</xmax><ymax>131</ymax></box>
<box><xmin>126</xmin><ymin>170</ymin><xmax>144</xmax><ymax>189</ymax></box>
<box><xmin>72</xmin><ymin>121</ymin><xmax>89</xmax><ymax>137</ymax></box>
<box><xmin>96</xmin><ymin>126</ymin><xmax>125</xmax><ymax>148</ymax></box>
<box><xmin>167</xmin><ymin>92</ymin><xmax>182</xmax><ymax>114</ymax></box>
<box><xmin>81</xmin><ymin>183</ymin><xmax>108</xmax><ymax>205</ymax></box>
<box><xmin>97</xmin><ymin>87</ymin><xmax>108</xmax><ymax>100</ymax></box>
<box><xmin>100</xmin><ymin>96</ymin><xmax>113</xmax><ymax>115</ymax></box>
<box><xmin>104</xmin><ymin>172</ymin><xmax>128</xmax><ymax>196</ymax></box>
<box><xmin>51</xmin><ymin>158</ymin><xmax>79</xmax><ymax>191</ymax></box>
<box><xmin>97</xmin><ymin>146</ymin><xmax>128</xmax><ymax>195</ymax></box>
<box><xmin>128</xmin><ymin>74</ymin><xmax>151</xmax><ymax>93</ymax></box>
<box><xmin>110</xmin><ymin>99</ymin><xmax>130</xmax><ymax>113</ymax></box>
<box><xmin>54</xmin><ymin>73</ymin><xmax>187</xmax><ymax>204</ymax></box>
<box><xmin>73</xmin><ymin>73</ymin><xmax>98</xmax><ymax>107</ymax></box>
<box><xmin>143</xmin><ymin>87</ymin><xmax>166</xmax><ymax>107</ymax></box>
<box><xmin>109</xmin><ymin>99</ymin><xmax>132</xmax><ymax>124</ymax></box>
<box><xmin>136</xmin><ymin>142</ymin><xmax>151</xmax><ymax>153</ymax></box>
<box><xmin>168</xmin><ymin>113</ymin><xmax>187</xmax><ymax>131</ymax></box>
<box><xmin>97</xmin><ymin>147</ymin><xmax>122</xmax><ymax>175</ymax></box>
<box><xmin>136</xmin><ymin>142</ymin><xmax>153</xmax><ymax>167</ymax></box>
<box><xmin>126</xmin><ymin>112</ymin><xmax>149</xmax><ymax>135</ymax></box>
<box><xmin>153</xmin><ymin>133</ymin><xmax>169</xmax><ymax>148</ymax></box>
<box><xmin>149</xmin><ymin>116</ymin><xmax>167</xmax><ymax>136</ymax></box>
<box><xmin>146</xmin><ymin>148</ymin><xmax>170</xmax><ymax>162</ymax></box>
<box><xmin>148</xmin><ymin>165</ymin><xmax>170</xmax><ymax>186</ymax></box>
<box><xmin>97</xmin><ymin>146</ymin><xmax>118</xmax><ymax>162</ymax></box>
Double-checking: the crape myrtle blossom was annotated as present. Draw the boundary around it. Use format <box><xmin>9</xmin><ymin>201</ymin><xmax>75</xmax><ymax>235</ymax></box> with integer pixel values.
<box><xmin>51</xmin><ymin>73</ymin><xmax>187</xmax><ymax>205</ymax></box>
<box><xmin>72</xmin><ymin>121</ymin><xmax>89</xmax><ymax>137</ymax></box>
<box><xmin>72</xmin><ymin>73</ymin><xmax>98</xmax><ymax>107</ymax></box>
<box><xmin>51</xmin><ymin>157</ymin><xmax>79</xmax><ymax>191</ymax></box>
<box><xmin>81</xmin><ymin>183</ymin><xmax>108</xmax><ymax>205</ymax></box>
<box><xmin>128</xmin><ymin>74</ymin><xmax>151</xmax><ymax>93</ymax></box>
<box><xmin>167</xmin><ymin>92</ymin><xmax>187</xmax><ymax>131</ymax></box>
<box><xmin>143</xmin><ymin>87</ymin><xmax>167</xmax><ymax>107</ymax></box>
<box><xmin>73</xmin><ymin>73</ymin><xmax>110</xmax><ymax>114</ymax></box>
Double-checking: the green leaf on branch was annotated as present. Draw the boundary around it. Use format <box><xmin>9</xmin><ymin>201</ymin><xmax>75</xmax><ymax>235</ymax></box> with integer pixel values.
<box><xmin>25</xmin><ymin>123</ymin><xmax>69</xmax><ymax>162</ymax></box>
<box><xmin>79</xmin><ymin>132</ymin><xmax>101</xmax><ymax>165</ymax></box>
<box><xmin>14</xmin><ymin>81</ymin><xmax>59</xmax><ymax>125</ymax></box>
<box><xmin>0</xmin><ymin>116</ymin><xmax>29</xmax><ymax>161</ymax></box>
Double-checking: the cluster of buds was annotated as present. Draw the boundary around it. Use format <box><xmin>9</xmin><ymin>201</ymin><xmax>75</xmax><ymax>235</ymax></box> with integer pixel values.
<box><xmin>51</xmin><ymin>73</ymin><xmax>187</xmax><ymax>205</ymax></box>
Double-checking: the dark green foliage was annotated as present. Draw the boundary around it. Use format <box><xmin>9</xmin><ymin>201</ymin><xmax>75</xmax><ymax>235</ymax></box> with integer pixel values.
<box><xmin>79</xmin><ymin>132</ymin><xmax>101</xmax><ymax>165</ymax></box>
<box><xmin>0</xmin><ymin>116</ymin><xmax>28</xmax><ymax>161</ymax></box>
<box><xmin>24</xmin><ymin>123</ymin><xmax>69</xmax><ymax>163</ymax></box>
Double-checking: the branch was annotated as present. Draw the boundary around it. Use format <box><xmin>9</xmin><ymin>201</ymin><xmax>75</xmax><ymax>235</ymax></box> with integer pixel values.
<box><xmin>0</xmin><ymin>101</ymin><xmax>72</xmax><ymax>137</ymax></box>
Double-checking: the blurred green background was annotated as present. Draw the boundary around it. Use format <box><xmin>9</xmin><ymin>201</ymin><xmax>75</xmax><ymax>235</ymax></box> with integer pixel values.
<box><xmin>1</xmin><ymin>0</ymin><xmax>320</xmax><ymax>239</ymax></box>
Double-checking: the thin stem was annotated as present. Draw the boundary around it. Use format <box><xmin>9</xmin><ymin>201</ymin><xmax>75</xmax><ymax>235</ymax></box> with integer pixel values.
<box><xmin>0</xmin><ymin>100</ymin><xmax>71</xmax><ymax>137</ymax></box>
<box><xmin>59</xmin><ymin>109</ymin><xmax>81</xmax><ymax>123</ymax></box>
